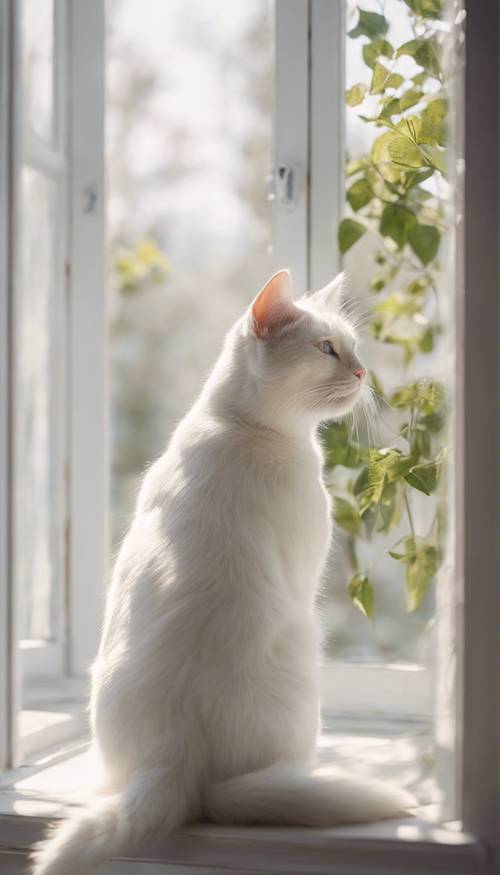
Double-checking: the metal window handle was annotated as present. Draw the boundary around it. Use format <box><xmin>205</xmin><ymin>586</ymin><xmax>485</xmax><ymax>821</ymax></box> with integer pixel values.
<box><xmin>267</xmin><ymin>163</ymin><xmax>296</xmax><ymax>211</ymax></box>
<box><xmin>83</xmin><ymin>185</ymin><xmax>98</xmax><ymax>214</ymax></box>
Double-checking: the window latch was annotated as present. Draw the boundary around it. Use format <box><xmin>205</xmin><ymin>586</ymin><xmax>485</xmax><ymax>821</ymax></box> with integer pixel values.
<box><xmin>267</xmin><ymin>163</ymin><xmax>296</xmax><ymax>211</ymax></box>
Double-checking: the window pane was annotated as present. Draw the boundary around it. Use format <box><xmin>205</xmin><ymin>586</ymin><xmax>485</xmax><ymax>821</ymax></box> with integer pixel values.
<box><xmin>321</xmin><ymin>0</ymin><xmax>459</xmax><ymax>670</ymax></box>
<box><xmin>22</xmin><ymin>0</ymin><xmax>55</xmax><ymax>143</ymax></box>
<box><xmin>15</xmin><ymin>168</ymin><xmax>60</xmax><ymax>641</ymax></box>
<box><xmin>107</xmin><ymin>0</ymin><xmax>273</xmax><ymax>545</ymax></box>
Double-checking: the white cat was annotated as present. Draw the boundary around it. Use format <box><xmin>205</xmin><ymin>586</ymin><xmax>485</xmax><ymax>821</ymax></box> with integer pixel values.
<box><xmin>33</xmin><ymin>270</ymin><xmax>413</xmax><ymax>875</ymax></box>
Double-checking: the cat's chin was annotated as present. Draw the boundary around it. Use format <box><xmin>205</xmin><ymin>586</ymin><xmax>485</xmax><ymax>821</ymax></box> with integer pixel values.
<box><xmin>321</xmin><ymin>386</ymin><xmax>363</xmax><ymax>420</ymax></box>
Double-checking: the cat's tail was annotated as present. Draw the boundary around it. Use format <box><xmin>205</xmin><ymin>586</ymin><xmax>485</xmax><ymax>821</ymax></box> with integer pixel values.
<box><xmin>31</xmin><ymin>765</ymin><xmax>195</xmax><ymax>875</ymax></box>
<box><xmin>205</xmin><ymin>761</ymin><xmax>416</xmax><ymax>827</ymax></box>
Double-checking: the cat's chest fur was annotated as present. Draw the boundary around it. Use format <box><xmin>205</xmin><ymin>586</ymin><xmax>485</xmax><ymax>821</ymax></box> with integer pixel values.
<box><xmin>269</xmin><ymin>438</ymin><xmax>331</xmax><ymax>588</ymax></box>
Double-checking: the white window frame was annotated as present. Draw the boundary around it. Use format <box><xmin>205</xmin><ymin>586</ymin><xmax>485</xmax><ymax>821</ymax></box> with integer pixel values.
<box><xmin>14</xmin><ymin>0</ymin><xmax>69</xmax><ymax>684</ymax></box>
<box><xmin>0</xmin><ymin>0</ymin><xmax>106</xmax><ymax>769</ymax></box>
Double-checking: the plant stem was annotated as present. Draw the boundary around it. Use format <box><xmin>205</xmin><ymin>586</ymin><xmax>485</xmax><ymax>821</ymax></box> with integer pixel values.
<box><xmin>404</xmin><ymin>490</ymin><xmax>416</xmax><ymax>539</ymax></box>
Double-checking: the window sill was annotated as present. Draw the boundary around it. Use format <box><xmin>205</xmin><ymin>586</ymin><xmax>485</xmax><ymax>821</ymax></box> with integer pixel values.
<box><xmin>0</xmin><ymin>725</ymin><xmax>488</xmax><ymax>875</ymax></box>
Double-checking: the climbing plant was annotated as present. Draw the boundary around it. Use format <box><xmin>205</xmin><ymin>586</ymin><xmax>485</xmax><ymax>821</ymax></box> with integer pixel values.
<box><xmin>325</xmin><ymin>0</ymin><xmax>452</xmax><ymax>617</ymax></box>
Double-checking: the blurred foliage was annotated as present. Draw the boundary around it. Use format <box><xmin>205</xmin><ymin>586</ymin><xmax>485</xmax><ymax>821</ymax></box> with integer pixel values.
<box><xmin>114</xmin><ymin>238</ymin><xmax>170</xmax><ymax>294</ymax></box>
<box><xmin>328</xmin><ymin>0</ymin><xmax>452</xmax><ymax>616</ymax></box>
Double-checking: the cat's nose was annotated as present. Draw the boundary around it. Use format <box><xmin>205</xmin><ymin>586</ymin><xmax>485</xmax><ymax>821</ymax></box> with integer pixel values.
<box><xmin>353</xmin><ymin>367</ymin><xmax>366</xmax><ymax>380</ymax></box>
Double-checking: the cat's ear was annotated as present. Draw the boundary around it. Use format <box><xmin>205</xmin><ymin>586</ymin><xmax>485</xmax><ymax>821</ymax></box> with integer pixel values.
<box><xmin>251</xmin><ymin>269</ymin><xmax>301</xmax><ymax>339</ymax></box>
<box><xmin>308</xmin><ymin>271</ymin><xmax>346</xmax><ymax>310</ymax></box>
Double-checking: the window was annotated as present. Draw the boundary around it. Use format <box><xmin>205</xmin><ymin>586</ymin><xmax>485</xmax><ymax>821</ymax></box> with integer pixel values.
<box><xmin>0</xmin><ymin>0</ymin><xmax>105</xmax><ymax>767</ymax></box>
<box><xmin>0</xmin><ymin>1</ymin><xmax>499</xmax><ymax>872</ymax></box>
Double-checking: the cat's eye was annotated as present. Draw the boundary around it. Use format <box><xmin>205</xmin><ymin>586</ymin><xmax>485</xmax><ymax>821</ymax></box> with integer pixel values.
<box><xmin>317</xmin><ymin>340</ymin><xmax>338</xmax><ymax>358</ymax></box>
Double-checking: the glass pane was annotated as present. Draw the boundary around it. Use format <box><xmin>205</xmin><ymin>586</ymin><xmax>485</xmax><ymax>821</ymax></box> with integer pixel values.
<box><xmin>22</xmin><ymin>0</ymin><xmax>55</xmax><ymax>143</ymax></box>
<box><xmin>107</xmin><ymin>0</ymin><xmax>273</xmax><ymax>545</ymax></box>
<box><xmin>15</xmin><ymin>168</ymin><xmax>59</xmax><ymax>640</ymax></box>
<box><xmin>321</xmin><ymin>1</ymin><xmax>460</xmax><ymax>668</ymax></box>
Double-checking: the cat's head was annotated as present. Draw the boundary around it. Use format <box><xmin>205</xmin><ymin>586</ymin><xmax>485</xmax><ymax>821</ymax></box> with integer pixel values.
<box><xmin>237</xmin><ymin>269</ymin><xmax>368</xmax><ymax>430</ymax></box>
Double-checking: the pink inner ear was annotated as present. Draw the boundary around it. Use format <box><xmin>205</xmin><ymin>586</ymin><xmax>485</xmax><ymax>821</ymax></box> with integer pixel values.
<box><xmin>252</xmin><ymin>270</ymin><xmax>300</xmax><ymax>338</ymax></box>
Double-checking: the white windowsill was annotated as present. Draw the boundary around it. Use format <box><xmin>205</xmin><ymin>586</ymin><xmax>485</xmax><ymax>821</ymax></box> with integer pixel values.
<box><xmin>0</xmin><ymin>718</ymin><xmax>487</xmax><ymax>875</ymax></box>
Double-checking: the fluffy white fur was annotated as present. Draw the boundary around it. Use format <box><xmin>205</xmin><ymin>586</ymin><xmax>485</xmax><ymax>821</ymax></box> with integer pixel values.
<box><xmin>32</xmin><ymin>271</ymin><xmax>414</xmax><ymax>875</ymax></box>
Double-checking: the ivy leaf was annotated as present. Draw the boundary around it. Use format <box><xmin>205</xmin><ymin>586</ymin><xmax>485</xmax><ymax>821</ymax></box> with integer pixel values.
<box><xmin>422</xmin><ymin>145</ymin><xmax>446</xmax><ymax>175</ymax></box>
<box><xmin>378</xmin><ymin>480</ymin><xmax>401</xmax><ymax>532</ymax></box>
<box><xmin>356</xmin><ymin>449</ymin><xmax>413</xmax><ymax>515</ymax></box>
<box><xmin>346</xmin><ymin>84</ymin><xmax>367</xmax><ymax>107</ymax></box>
<box><xmin>362</xmin><ymin>37</ymin><xmax>393</xmax><ymax>69</ymax></box>
<box><xmin>404</xmin><ymin>461</ymin><xmax>439</xmax><ymax>495</ymax></box>
<box><xmin>388</xmin><ymin>135</ymin><xmax>424</xmax><ymax>169</ymax></box>
<box><xmin>371</xmin><ymin>131</ymin><xmax>403</xmax><ymax>181</ymax></box>
<box><xmin>348</xmin><ymin>573</ymin><xmax>375</xmax><ymax>619</ymax></box>
<box><xmin>380</xmin><ymin>204</ymin><xmax>417</xmax><ymax>248</ymax></box>
<box><xmin>338</xmin><ymin>218</ymin><xmax>366</xmax><ymax>254</ymax></box>
<box><xmin>346</xmin><ymin>157</ymin><xmax>367</xmax><ymax>177</ymax></box>
<box><xmin>387</xmin><ymin>73</ymin><xmax>404</xmax><ymax>90</ymax></box>
<box><xmin>334</xmin><ymin>497</ymin><xmax>362</xmax><ymax>536</ymax></box>
<box><xmin>400</xmin><ymin>89</ymin><xmax>424</xmax><ymax>111</ymax></box>
<box><xmin>419</xmin><ymin>99</ymin><xmax>447</xmax><ymax>146</ymax></box>
<box><xmin>347</xmin><ymin>178</ymin><xmax>374</xmax><ymax>211</ymax></box>
<box><xmin>410</xmin><ymin>423</ymin><xmax>432</xmax><ymax>459</ymax></box>
<box><xmin>406</xmin><ymin>542</ymin><xmax>440</xmax><ymax>610</ymax></box>
<box><xmin>421</xmin><ymin>410</ymin><xmax>444</xmax><ymax>433</ymax></box>
<box><xmin>397</xmin><ymin>38</ymin><xmax>441</xmax><ymax>78</ymax></box>
<box><xmin>391</xmin><ymin>380</ymin><xmax>445</xmax><ymax>414</ymax></box>
<box><xmin>349</xmin><ymin>10</ymin><xmax>389</xmax><ymax>40</ymax></box>
<box><xmin>408</xmin><ymin>223</ymin><xmax>441</xmax><ymax>265</ymax></box>
<box><xmin>370</xmin><ymin>60</ymin><xmax>391</xmax><ymax>94</ymax></box>
<box><xmin>389</xmin><ymin>536</ymin><xmax>440</xmax><ymax>611</ymax></box>
<box><xmin>403</xmin><ymin>0</ymin><xmax>442</xmax><ymax>19</ymax></box>
<box><xmin>353</xmin><ymin>465</ymin><xmax>369</xmax><ymax>497</ymax></box>
<box><xmin>323</xmin><ymin>421</ymin><xmax>361</xmax><ymax>468</ymax></box>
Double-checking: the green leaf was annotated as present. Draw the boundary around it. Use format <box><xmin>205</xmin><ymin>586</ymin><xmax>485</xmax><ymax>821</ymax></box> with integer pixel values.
<box><xmin>400</xmin><ymin>89</ymin><xmax>424</xmax><ymax>111</ymax></box>
<box><xmin>362</xmin><ymin>37</ymin><xmax>393</xmax><ymax>69</ymax></box>
<box><xmin>410</xmin><ymin>423</ymin><xmax>432</xmax><ymax>459</ymax></box>
<box><xmin>378</xmin><ymin>480</ymin><xmax>401</xmax><ymax>532</ymax></box>
<box><xmin>370</xmin><ymin>60</ymin><xmax>391</xmax><ymax>94</ymax></box>
<box><xmin>346</xmin><ymin>158</ymin><xmax>367</xmax><ymax>177</ymax></box>
<box><xmin>406</xmin><ymin>543</ymin><xmax>440</xmax><ymax>610</ymax></box>
<box><xmin>349</xmin><ymin>9</ymin><xmax>389</xmax><ymax>40</ymax></box>
<box><xmin>419</xmin><ymin>98</ymin><xmax>447</xmax><ymax>146</ymax></box>
<box><xmin>422</xmin><ymin>145</ymin><xmax>446</xmax><ymax>175</ymax></box>
<box><xmin>338</xmin><ymin>218</ymin><xmax>366</xmax><ymax>254</ymax></box>
<box><xmin>408</xmin><ymin>224</ymin><xmax>441</xmax><ymax>265</ymax></box>
<box><xmin>387</xmin><ymin>73</ymin><xmax>404</xmax><ymax>90</ymax></box>
<box><xmin>353</xmin><ymin>465</ymin><xmax>369</xmax><ymax>497</ymax></box>
<box><xmin>346</xmin><ymin>84</ymin><xmax>366</xmax><ymax>107</ymax></box>
<box><xmin>388</xmin><ymin>535</ymin><xmax>441</xmax><ymax>611</ymax></box>
<box><xmin>348</xmin><ymin>573</ymin><xmax>375</xmax><ymax>619</ymax></box>
<box><xmin>418</xmin><ymin>325</ymin><xmax>434</xmax><ymax>353</ymax></box>
<box><xmin>380</xmin><ymin>204</ymin><xmax>417</xmax><ymax>248</ymax></box>
<box><xmin>421</xmin><ymin>410</ymin><xmax>445</xmax><ymax>433</ymax></box>
<box><xmin>370</xmin><ymin>276</ymin><xmax>387</xmax><ymax>292</ymax></box>
<box><xmin>397</xmin><ymin>38</ymin><xmax>441</xmax><ymax>78</ymax></box>
<box><xmin>403</xmin><ymin>0</ymin><xmax>442</xmax><ymax>18</ymax></box>
<box><xmin>347</xmin><ymin>177</ymin><xmax>374</xmax><ymax>211</ymax></box>
<box><xmin>334</xmin><ymin>497</ymin><xmax>362</xmax><ymax>536</ymax></box>
<box><xmin>404</xmin><ymin>461</ymin><xmax>438</xmax><ymax>495</ymax></box>
<box><xmin>388</xmin><ymin>135</ymin><xmax>424</xmax><ymax>169</ymax></box>
<box><xmin>323</xmin><ymin>421</ymin><xmax>362</xmax><ymax>469</ymax></box>
<box><xmin>356</xmin><ymin>449</ymin><xmax>413</xmax><ymax>516</ymax></box>
<box><xmin>403</xmin><ymin>167</ymin><xmax>434</xmax><ymax>191</ymax></box>
<box><xmin>371</xmin><ymin>131</ymin><xmax>403</xmax><ymax>181</ymax></box>
<box><xmin>391</xmin><ymin>380</ymin><xmax>445</xmax><ymax>414</ymax></box>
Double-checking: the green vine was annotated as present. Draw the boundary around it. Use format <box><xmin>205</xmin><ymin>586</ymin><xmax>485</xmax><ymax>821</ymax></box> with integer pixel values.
<box><xmin>326</xmin><ymin>0</ymin><xmax>450</xmax><ymax>617</ymax></box>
